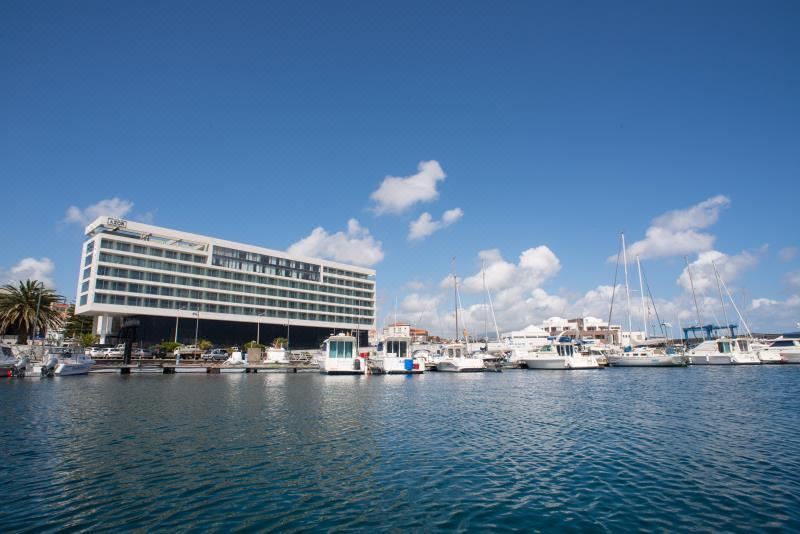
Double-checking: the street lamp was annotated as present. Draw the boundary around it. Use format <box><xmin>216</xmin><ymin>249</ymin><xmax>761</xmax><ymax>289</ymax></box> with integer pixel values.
<box><xmin>193</xmin><ymin>311</ymin><xmax>200</xmax><ymax>346</ymax></box>
<box><xmin>256</xmin><ymin>310</ymin><xmax>267</xmax><ymax>346</ymax></box>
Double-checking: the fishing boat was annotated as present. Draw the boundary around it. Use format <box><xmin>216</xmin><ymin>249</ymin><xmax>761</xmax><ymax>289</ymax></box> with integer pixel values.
<box><xmin>372</xmin><ymin>335</ymin><xmax>424</xmax><ymax>374</ymax></box>
<box><xmin>319</xmin><ymin>333</ymin><xmax>364</xmax><ymax>375</ymax></box>
<box><xmin>54</xmin><ymin>352</ymin><xmax>96</xmax><ymax>376</ymax></box>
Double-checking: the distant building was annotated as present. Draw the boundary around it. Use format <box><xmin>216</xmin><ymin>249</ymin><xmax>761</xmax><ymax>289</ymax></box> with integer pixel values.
<box><xmin>75</xmin><ymin>217</ymin><xmax>376</xmax><ymax>348</ymax></box>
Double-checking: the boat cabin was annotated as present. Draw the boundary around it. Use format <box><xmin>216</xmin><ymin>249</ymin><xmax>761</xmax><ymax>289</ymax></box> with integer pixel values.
<box><xmin>381</xmin><ymin>336</ymin><xmax>410</xmax><ymax>358</ymax></box>
<box><xmin>325</xmin><ymin>334</ymin><xmax>357</xmax><ymax>359</ymax></box>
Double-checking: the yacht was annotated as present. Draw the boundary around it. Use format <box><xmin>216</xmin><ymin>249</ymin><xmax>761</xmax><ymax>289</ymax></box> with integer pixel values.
<box><xmin>757</xmin><ymin>333</ymin><xmax>800</xmax><ymax>363</ymax></box>
<box><xmin>0</xmin><ymin>344</ymin><xmax>17</xmax><ymax>371</ymax></box>
<box><xmin>687</xmin><ymin>337</ymin><xmax>761</xmax><ymax>365</ymax></box>
<box><xmin>54</xmin><ymin>351</ymin><xmax>96</xmax><ymax>375</ymax></box>
<box><xmin>525</xmin><ymin>338</ymin><xmax>600</xmax><ymax>370</ymax></box>
<box><xmin>372</xmin><ymin>336</ymin><xmax>424</xmax><ymax>374</ymax></box>
<box><xmin>319</xmin><ymin>333</ymin><xmax>364</xmax><ymax>375</ymax></box>
<box><xmin>608</xmin><ymin>346</ymin><xmax>687</xmax><ymax>367</ymax></box>
<box><xmin>435</xmin><ymin>343</ymin><xmax>485</xmax><ymax>372</ymax></box>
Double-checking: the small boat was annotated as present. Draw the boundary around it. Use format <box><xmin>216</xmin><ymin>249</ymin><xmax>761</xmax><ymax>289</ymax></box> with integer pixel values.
<box><xmin>608</xmin><ymin>347</ymin><xmax>687</xmax><ymax>367</ymax></box>
<box><xmin>220</xmin><ymin>351</ymin><xmax>248</xmax><ymax>373</ymax></box>
<box><xmin>54</xmin><ymin>352</ymin><xmax>96</xmax><ymax>376</ymax></box>
<box><xmin>757</xmin><ymin>333</ymin><xmax>800</xmax><ymax>363</ymax></box>
<box><xmin>525</xmin><ymin>337</ymin><xmax>600</xmax><ymax>370</ymax></box>
<box><xmin>263</xmin><ymin>347</ymin><xmax>289</xmax><ymax>364</ymax></box>
<box><xmin>319</xmin><ymin>333</ymin><xmax>364</xmax><ymax>375</ymax></box>
<box><xmin>688</xmin><ymin>337</ymin><xmax>761</xmax><ymax>365</ymax></box>
<box><xmin>435</xmin><ymin>343</ymin><xmax>485</xmax><ymax>372</ymax></box>
<box><xmin>372</xmin><ymin>336</ymin><xmax>424</xmax><ymax>374</ymax></box>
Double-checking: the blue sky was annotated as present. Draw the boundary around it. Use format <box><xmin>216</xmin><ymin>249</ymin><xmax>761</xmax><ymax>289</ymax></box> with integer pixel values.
<box><xmin>2</xmin><ymin>1</ymin><xmax>798</xmax><ymax>334</ymax></box>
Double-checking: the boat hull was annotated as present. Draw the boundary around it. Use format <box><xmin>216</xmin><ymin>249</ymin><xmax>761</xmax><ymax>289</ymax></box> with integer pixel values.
<box><xmin>436</xmin><ymin>358</ymin><xmax>485</xmax><ymax>372</ymax></box>
<box><xmin>781</xmin><ymin>351</ymin><xmax>800</xmax><ymax>364</ymax></box>
<box><xmin>54</xmin><ymin>363</ymin><xmax>93</xmax><ymax>376</ymax></box>
<box><xmin>609</xmin><ymin>355</ymin><xmax>686</xmax><ymax>367</ymax></box>
<box><xmin>524</xmin><ymin>358</ymin><xmax>566</xmax><ymax>370</ymax></box>
<box><xmin>689</xmin><ymin>355</ymin><xmax>733</xmax><ymax>365</ymax></box>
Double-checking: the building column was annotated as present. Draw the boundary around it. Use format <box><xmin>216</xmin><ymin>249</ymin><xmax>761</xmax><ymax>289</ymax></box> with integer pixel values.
<box><xmin>94</xmin><ymin>315</ymin><xmax>114</xmax><ymax>344</ymax></box>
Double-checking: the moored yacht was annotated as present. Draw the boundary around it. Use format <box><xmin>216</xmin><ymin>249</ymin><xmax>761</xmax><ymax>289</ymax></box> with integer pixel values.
<box><xmin>54</xmin><ymin>352</ymin><xmax>96</xmax><ymax>375</ymax></box>
<box><xmin>608</xmin><ymin>346</ymin><xmax>687</xmax><ymax>367</ymax></box>
<box><xmin>758</xmin><ymin>333</ymin><xmax>800</xmax><ymax>363</ymax></box>
<box><xmin>687</xmin><ymin>337</ymin><xmax>761</xmax><ymax>365</ymax></box>
<box><xmin>373</xmin><ymin>336</ymin><xmax>424</xmax><ymax>374</ymax></box>
<box><xmin>435</xmin><ymin>343</ymin><xmax>485</xmax><ymax>372</ymax></box>
<box><xmin>318</xmin><ymin>333</ymin><xmax>364</xmax><ymax>375</ymax></box>
<box><xmin>525</xmin><ymin>338</ymin><xmax>600</xmax><ymax>370</ymax></box>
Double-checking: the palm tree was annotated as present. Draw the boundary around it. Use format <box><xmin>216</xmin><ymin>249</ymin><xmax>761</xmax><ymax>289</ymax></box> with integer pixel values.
<box><xmin>0</xmin><ymin>280</ymin><xmax>65</xmax><ymax>344</ymax></box>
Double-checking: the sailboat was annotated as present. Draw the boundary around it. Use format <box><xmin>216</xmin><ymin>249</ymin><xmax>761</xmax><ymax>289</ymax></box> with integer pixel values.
<box><xmin>687</xmin><ymin>260</ymin><xmax>760</xmax><ymax>365</ymax></box>
<box><xmin>436</xmin><ymin>268</ymin><xmax>484</xmax><ymax>372</ymax></box>
<box><xmin>607</xmin><ymin>234</ymin><xmax>686</xmax><ymax>367</ymax></box>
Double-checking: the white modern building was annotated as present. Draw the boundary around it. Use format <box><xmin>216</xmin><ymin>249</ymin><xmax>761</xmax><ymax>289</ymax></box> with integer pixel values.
<box><xmin>75</xmin><ymin>217</ymin><xmax>376</xmax><ymax>348</ymax></box>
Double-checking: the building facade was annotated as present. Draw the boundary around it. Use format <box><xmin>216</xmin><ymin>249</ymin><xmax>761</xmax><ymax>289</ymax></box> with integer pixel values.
<box><xmin>75</xmin><ymin>217</ymin><xmax>376</xmax><ymax>349</ymax></box>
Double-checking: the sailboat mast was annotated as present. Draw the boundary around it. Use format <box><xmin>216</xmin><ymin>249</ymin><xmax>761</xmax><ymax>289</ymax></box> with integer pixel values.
<box><xmin>685</xmin><ymin>256</ymin><xmax>705</xmax><ymax>339</ymax></box>
<box><xmin>716</xmin><ymin>267</ymin><xmax>753</xmax><ymax>338</ymax></box>
<box><xmin>452</xmin><ymin>257</ymin><xmax>459</xmax><ymax>342</ymax></box>
<box><xmin>711</xmin><ymin>261</ymin><xmax>733</xmax><ymax>337</ymax></box>
<box><xmin>621</xmin><ymin>233</ymin><xmax>633</xmax><ymax>344</ymax></box>
<box><xmin>636</xmin><ymin>255</ymin><xmax>647</xmax><ymax>339</ymax></box>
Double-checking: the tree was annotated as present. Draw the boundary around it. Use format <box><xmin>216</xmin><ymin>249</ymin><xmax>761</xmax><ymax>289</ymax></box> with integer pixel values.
<box><xmin>0</xmin><ymin>280</ymin><xmax>65</xmax><ymax>344</ymax></box>
<box><xmin>272</xmin><ymin>336</ymin><xmax>287</xmax><ymax>349</ymax></box>
<box><xmin>63</xmin><ymin>304</ymin><xmax>94</xmax><ymax>339</ymax></box>
<box><xmin>243</xmin><ymin>340</ymin><xmax>266</xmax><ymax>350</ymax></box>
<box><xmin>198</xmin><ymin>339</ymin><xmax>213</xmax><ymax>351</ymax></box>
<box><xmin>160</xmin><ymin>341</ymin><xmax>182</xmax><ymax>354</ymax></box>
<box><xmin>78</xmin><ymin>333</ymin><xmax>98</xmax><ymax>348</ymax></box>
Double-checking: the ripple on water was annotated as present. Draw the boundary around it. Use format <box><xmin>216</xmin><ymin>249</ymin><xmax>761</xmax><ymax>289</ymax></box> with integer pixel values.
<box><xmin>1</xmin><ymin>367</ymin><xmax>800</xmax><ymax>531</ymax></box>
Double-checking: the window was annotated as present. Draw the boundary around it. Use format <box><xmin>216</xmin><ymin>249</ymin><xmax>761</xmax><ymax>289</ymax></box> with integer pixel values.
<box><xmin>79</xmin><ymin>295</ymin><xmax>88</xmax><ymax>306</ymax></box>
<box><xmin>81</xmin><ymin>281</ymin><xmax>89</xmax><ymax>293</ymax></box>
<box><xmin>83</xmin><ymin>267</ymin><xmax>91</xmax><ymax>280</ymax></box>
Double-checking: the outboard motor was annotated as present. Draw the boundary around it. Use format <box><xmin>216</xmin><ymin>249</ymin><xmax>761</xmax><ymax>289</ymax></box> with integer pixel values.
<box><xmin>12</xmin><ymin>355</ymin><xmax>29</xmax><ymax>378</ymax></box>
<box><xmin>41</xmin><ymin>353</ymin><xmax>59</xmax><ymax>377</ymax></box>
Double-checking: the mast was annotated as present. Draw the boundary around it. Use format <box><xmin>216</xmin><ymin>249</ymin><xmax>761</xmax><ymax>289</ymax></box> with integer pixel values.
<box><xmin>685</xmin><ymin>256</ymin><xmax>705</xmax><ymax>339</ymax></box>
<box><xmin>452</xmin><ymin>257</ymin><xmax>458</xmax><ymax>342</ymax></box>
<box><xmin>715</xmin><ymin>261</ymin><xmax>752</xmax><ymax>338</ymax></box>
<box><xmin>636</xmin><ymin>255</ymin><xmax>648</xmax><ymax>339</ymax></box>
<box><xmin>621</xmin><ymin>233</ymin><xmax>633</xmax><ymax>345</ymax></box>
<box><xmin>482</xmin><ymin>261</ymin><xmax>488</xmax><ymax>344</ymax></box>
<box><xmin>711</xmin><ymin>260</ymin><xmax>733</xmax><ymax>338</ymax></box>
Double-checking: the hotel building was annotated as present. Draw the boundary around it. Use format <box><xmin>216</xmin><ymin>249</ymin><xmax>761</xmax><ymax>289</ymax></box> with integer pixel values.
<box><xmin>75</xmin><ymin>217</ymin><xmax>376</xmax><ymax>349</ymax></box>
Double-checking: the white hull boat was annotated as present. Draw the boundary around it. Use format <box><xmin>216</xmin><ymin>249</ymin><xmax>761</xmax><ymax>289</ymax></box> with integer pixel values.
<box><xmin>319</xmin><ymin>333</ymin><xmax>364</xmax><ymax>375</ymax></box>
<box><xmin>689</xmin><ymin>354</ymin><xmax>733</xmax><ymax>365</ymax></box>
<box><xmin>688</xmin><ymin>337</ymin><xmax>760</xmax><ymax>366</ymax></box>
<box><xmin>373</xmin><ymin>336</ymin><xmax>424</xmax><ymax>374</ymax></box>
<box><xmin>524</xmin><ymin>356</ymin><xmax>566</xmax><ymax>370</ymax></box>
<box><xmin>54</xmin><ymin>354</ymin><xmax>95</xmax><ymax>376</ymax></box>
<box><xmin>525</xmin><ymin>339</ymin><xmax>599</xmax><ymax>370</ymax></box>
<box><xmin>781</xmin><ymin>350</ymin><xmax>800</xmax><ymax>364</ymax></box>
<box><xmin>436</xmin><ymin>357</ymin><xmax>485</xmax><ymax>372</ymax></box>
<box><xmin>608</xmin><ymin>349</ymin><xmax>686</xmax><ymax>367</ymax></box>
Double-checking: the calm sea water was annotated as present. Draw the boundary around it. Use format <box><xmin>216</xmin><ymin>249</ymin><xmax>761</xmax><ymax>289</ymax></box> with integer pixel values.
<box><xmin>2</xmin><ymin>367</ymin><xmax>799</xmax><ymax>532</ymax></box>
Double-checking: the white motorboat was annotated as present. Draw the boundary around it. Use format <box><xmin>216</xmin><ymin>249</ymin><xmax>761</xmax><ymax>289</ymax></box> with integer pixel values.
<box><xmin>525</xmin><ymin>339</ymin><xmax>600</xmax><ymax>370</ymax></box>
<box><xmin>263</xmin><ymin>347</ymin><xmax>289</xmax><ymax>364</ymax></box>
<box><xmin>608</xmin><ymin>347</ymin><xmax>687</xmax><ymax>367</ymax></box>
<box><xmin>435</xmin><ymin>343</ymin><xmax>485</xmax><ymax>372</ymax></box>
<box><xmin>688</xmin><ymin>337</ymin><xmax>761</xmax><ymax>365</ymax></box>
<box><xmin>54</xmin><ymin>352</ymin><xmax>96</xmax><ymax>376</ymax></box>
<box><xmin>758</xmin><ymin>333</ymin><xmax>800</xmax><ymax>363</ymax></box>
<box><xmin>373</xmin><ymin>336</ymin><xmax>424</xmax><ymax>374</ymax></box>
<box><xmin>319</xmin><ymin>333</ymin><xmax>364</xmax><ymax>375</ymax></box>
<box><xmin>0</xmin><ymin>344</ymin><xmax>17</xmax><ymax>370</ymax></box>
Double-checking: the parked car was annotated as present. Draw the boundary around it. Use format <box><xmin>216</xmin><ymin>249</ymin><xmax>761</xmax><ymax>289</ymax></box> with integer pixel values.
<box><xmin>132</xmin><ymin>347</ymin><xmax>152</xmax><ymax>358</ymax></box>
<box><xmin>202</xmin><ymin>348</ymin><xmax>229</xmax><ymax>361</ymax></box>
<box><xmin>85</xmin><ymin>345</ymin><xmax>111</xmax><ymax>358</ymax></box>
<box><xmin>149</xmin><ymin>346</ymin><xmax>167</xmax><ymax>358</ymax></box>
<box><xmin>174</xmin><ymin>345</ymin><xmax>202</xmax><ymax>358</ymax></box>
<box><xmin>103</xmin><ymin>344</ymin><xmax>126</xmax><ymax>357</ymax></box>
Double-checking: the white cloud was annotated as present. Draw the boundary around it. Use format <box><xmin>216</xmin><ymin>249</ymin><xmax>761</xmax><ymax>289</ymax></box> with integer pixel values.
<box><xmin>454</xmin><ymin>246</ymin><xmax>561</xmax><ymax>294</ymax></box>
<box><xmin>619</xmin><ymin>195</ymin><xmax>730</xmax><ymax>261</ymax></box>
<box><xmin>287</xmin><ymin>219</ymin><xmax>384</xmax><ymax>267</ymax></box>
<box><xmin>677</xmin><ymin>250</ymin><xmax>758</xmax><ymax>294</ymax></box>
<box><xmin>779</xmin><ymin>246</ymin><xmax>798</xmax><ymax>262</ymax></box>
<box><xmin>370</xmin><ymin>160</ymin><xmax>447</xmax><ymax>215</ymax></box>
<box><xmin>408</xmin><ymin>208</ymin><xmax>464</xmax><ymax>240</ymax></box>
<box><xmin>64</xmin><ymin>197</ymin><xmax>134</xmax><ymax>226</ymax></box>
<box><xmin>2</xmin><ymin>257</ymin><xmax>56</xmax><ymax>288</ymax></box>
<box><xmin>785</xmin><ymin>271</ymin><xmax>800</xmax><ymax>290</ymax></box>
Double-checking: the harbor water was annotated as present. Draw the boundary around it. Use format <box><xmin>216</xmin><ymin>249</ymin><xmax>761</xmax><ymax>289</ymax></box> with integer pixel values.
<box><xmin>2</xmin><ymin>367</ymin><xmax>799</xmax><ymax>531</ymax></box>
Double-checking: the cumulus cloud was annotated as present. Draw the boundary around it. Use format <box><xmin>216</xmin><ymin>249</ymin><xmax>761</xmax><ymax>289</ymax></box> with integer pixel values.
<box><xmin>370</xmin><ymin>160</ymin><xmax>447</xmax><ymax>215</ymax></box>
<box><xmin>2</xmin><ymin>257</ymin><xmax>56</xmax><ymax>288</ymax></box>
<box><xmin>454</xmin><ymin>246</ymin><xmax>561</xmax><ymax>294</ymax></box>
<box><xmin>618</xmin><ymin>195</ymin><xmax>730</xmax><ymax>261</ymax></box>
<box><xmin>677</xmin><ymin>250</ymin><xmax>758</xmax><ymax>294</ymax></box>
<box><xmin>287</xmin><ymin>219</ymin><xmax>384</xmax><ymax>267</ymax></box>
<box><xmin>785</xmin><ymin>271</ymin><xmax>800</xmax><ymax>290</ymax></box>
<box><xmin>64</xmin><ymin>197</ymin><xmax>134</xmax><ymax>226</ymax></box>
<box><xmin>408</xmin><ymin>208</ymin><xmax>464</xmax><ymax>240</ymax></box>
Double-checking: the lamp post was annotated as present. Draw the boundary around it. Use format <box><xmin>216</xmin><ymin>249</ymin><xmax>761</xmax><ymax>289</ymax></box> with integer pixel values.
<box><xmin>193</xmin><ymin>311</ymin><xmax>200</xmax><ymax>347</ymax></box>
<box><xmin>256</xmin><ymin>310</ymin><xmax>266</xmax><ymax>346</ymax></box>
